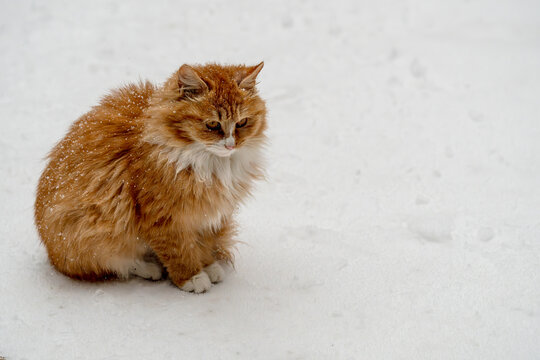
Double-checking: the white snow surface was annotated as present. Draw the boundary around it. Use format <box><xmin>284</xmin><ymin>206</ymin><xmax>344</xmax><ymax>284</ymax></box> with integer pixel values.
<box><xmin>1</xmin><ymin>1</ymin><xmax>540</xmax><ymax>359</ymax></box>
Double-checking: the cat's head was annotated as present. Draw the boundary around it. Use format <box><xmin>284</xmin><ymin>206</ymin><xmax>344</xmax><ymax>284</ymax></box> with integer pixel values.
<box><xmin>147</xmin><ymin>63</ymin><xmax>267</xmax><ymax>157</ymax></box>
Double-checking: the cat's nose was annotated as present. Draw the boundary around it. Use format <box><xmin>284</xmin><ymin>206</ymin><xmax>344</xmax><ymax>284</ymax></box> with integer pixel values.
<box><xmin>224</xmin><ymin>136</ymin><xmax>235</xmax><ymax>150</ymax></box>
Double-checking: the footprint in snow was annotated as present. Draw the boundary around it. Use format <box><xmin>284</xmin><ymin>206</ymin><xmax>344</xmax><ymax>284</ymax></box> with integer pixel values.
<box><xmin>407</xmin><ymin>216</ymin><xmax>454</xmax><ymax>243</ymax></box>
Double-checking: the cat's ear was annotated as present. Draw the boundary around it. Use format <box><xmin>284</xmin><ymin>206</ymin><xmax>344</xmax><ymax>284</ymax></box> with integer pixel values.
<box><xmin>178</xmin><ymin>64</ymin><xmax>208</xmax><ymax>96</ymax></box>
<box><xmin>237</xmin><ymin>62</ymin><xmax>264</xmax><ymax>90</ymax></box>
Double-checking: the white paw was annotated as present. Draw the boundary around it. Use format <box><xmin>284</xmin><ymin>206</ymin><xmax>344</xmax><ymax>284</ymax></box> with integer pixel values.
<box><xmin>129</xmin><ymin>260</ymin><xmax>163</xmax><ymax>280</ymax></box>
<box><xmin>203</xmin><ymin>262</ymin><xmax>225</xmax><ymax>283</ymax></box>
<box><xmin>181</xmin><ymin>271</ymin><xmax>212</xmax><ymax>293</ymax></box>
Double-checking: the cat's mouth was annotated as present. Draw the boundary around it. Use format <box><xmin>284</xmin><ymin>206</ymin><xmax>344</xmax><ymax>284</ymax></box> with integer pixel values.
<box><xmin>206</xmin><ymin>145</ymin><xmax>237</xmax><ymax>157</ymax></box>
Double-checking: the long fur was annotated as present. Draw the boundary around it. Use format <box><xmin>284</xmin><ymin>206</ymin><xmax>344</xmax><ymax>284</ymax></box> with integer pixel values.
<box><xmin>34</xmin><ymin>63</ymin><xmax>267</xmax><ymax>291</ymax></box>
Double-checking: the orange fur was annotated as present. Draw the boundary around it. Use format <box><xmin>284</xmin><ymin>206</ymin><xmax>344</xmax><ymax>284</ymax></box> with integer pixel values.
<box><xmin>34</xmin><ymin>63</ymin><xmax>267</xmax><ymax>291</ymax></box>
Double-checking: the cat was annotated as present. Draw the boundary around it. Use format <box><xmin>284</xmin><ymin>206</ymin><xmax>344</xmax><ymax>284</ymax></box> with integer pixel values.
<box><xmin>34</xmin><ymin>62</ymin><xmax>267</xmax><ymax>293</ymax></box>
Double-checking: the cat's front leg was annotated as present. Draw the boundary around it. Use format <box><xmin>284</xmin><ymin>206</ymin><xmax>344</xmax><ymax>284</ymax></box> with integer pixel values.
<box><xmin>167</xmin><ymin>257</ymin><xmax>213</xmax><ymax>294</ymax></box>
<box><xmin>146</xmin><ymin>231</ymin><xmax>211</xmax><ymax>293</ymax></box>
<box><xmin>198</xmin><ymin>220</ymin><xmax>235</xmax><ymax>283</ymax></box>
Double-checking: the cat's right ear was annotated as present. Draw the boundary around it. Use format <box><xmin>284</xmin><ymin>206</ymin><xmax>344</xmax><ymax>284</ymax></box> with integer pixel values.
<box><xmin>238</xmin><ymin>62</ymin><xmax>264</xmax><ymax>90</ymax></box>
<box><xmin>178</xmin><ymin>65</ymin><xmax>208</xmax><ymax>97</ymax></box>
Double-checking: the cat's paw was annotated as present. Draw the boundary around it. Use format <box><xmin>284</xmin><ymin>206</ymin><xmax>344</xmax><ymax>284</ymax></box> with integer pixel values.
<box><xmin>130</xmin><ymin>260</ymin><xmax>163</xmax><ymax>280</ymax></box>
<box><xmin>203</xmin><ymin>262</ymin><xmax>225</xmax><ymax>283</ymax></box>
<box><xmin>180</xmin><ymin>271</ymin><xmax>212</xmax><ymax>293</ymax></box>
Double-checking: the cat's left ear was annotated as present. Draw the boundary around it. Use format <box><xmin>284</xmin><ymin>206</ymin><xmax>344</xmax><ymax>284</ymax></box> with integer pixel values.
<box><xmin>237</xmin><ymin>62</ymin><xmax>264</xmax><ymax>90</ymax></box>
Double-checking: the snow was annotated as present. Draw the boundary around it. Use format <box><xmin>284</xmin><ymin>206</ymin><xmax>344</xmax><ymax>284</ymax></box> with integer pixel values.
<box><xmin>1</xmin><ymin>0</ymin><xmax>540</xmax><ymax>359</ymax></box>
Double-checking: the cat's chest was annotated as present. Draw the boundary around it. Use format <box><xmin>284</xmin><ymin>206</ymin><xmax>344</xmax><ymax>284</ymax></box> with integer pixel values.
<box><xmin>166</xmin><ymin>152</ymin><xmax>256</xmax><ymax>217</ymax></box>
<box><xmin>167</xmin><ymin>174</ymin><xmax>239</xmax><ymax>231</ymax></box>
<box><xmin>146</xmin><ymin>143</ymin><xmax>262</xmax><ymax>228</ymax></box>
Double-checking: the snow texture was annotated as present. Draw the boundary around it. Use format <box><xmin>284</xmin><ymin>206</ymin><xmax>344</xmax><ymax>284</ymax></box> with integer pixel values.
<box><xmin>1</xmin><ymin>1</ymin><xmax>540</xmax><ymax>359</ymax></box>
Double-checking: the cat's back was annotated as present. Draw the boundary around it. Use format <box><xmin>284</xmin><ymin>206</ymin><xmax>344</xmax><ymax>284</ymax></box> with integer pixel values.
<box><xmin>67</xmin><ymin>80</ymin><xmax>155</xmax><ymax>140</ymax></box>
<box><xmin>98</xmin><ymin>80</ymin><xmax>156</xmax><ymax>120</ymax></box>
<box><xmin>36</xmin><ymin>81</ymin><xmax>156</xmax><ymax>211</ymax></box>
<box><xmin>48</xmin><ymin>80</ymin><xmax>155</xmax><ymax>161</ymax></box>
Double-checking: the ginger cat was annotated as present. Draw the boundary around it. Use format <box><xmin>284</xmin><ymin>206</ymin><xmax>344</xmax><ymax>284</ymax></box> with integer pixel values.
<box><xmin>34</xmin><ymin>63</ymin><xmax>267</xmax><ymax>293</ymax></box>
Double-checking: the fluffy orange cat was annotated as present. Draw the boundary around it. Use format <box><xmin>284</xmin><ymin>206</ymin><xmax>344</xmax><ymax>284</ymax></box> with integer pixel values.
<box><xmin>34</xmin><ymin>63</ymin><xmax>267</xmax><ymax>293</ymax></box>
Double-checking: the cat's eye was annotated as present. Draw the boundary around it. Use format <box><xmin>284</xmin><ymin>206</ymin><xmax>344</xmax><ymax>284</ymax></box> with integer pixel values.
<box><xmin>206</xmin><ymin>121</ymin><xmax>221</xmax><ymax>130</ymax></box>
<box><xmin>236</xmin><ymin>118</ymin><xmax>248</xmax><ymax>128</ymax></box>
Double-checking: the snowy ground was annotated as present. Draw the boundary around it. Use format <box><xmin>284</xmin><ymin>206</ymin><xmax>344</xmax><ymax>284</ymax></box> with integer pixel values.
<box><xmin>1</xmin><ymin>1</ymin><xmax>540</xmax><ymax>359</ymax></box>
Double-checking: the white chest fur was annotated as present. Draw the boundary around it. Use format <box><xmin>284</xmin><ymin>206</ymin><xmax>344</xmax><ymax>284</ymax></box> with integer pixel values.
<box><xmin>162</xmin><ymin>142</ymin><xmax>263</xmax><ymax>187</ymax></box>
